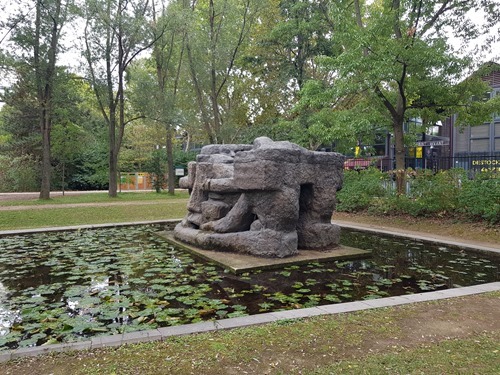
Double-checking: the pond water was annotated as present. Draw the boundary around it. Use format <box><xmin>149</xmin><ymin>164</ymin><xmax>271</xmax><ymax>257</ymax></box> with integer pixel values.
<box><xmin>0</xmin><ymin>225</ymin><xmax>498</xmax><ymax>350</ymax></box>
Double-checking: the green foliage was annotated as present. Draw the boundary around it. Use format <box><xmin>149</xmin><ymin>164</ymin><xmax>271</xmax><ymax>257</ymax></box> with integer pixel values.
<box><xmin>173</xmin><ymin>149</ymin><xmax>198</xmax><ymax>168</ymax></box>
<box><xmin>0</xmin><ymin>154</ymin><xmax>40</xmax><ymax>192</ymax></box>
<box><xmin>337</xmin><ymin>168</ymin><xmax>388</xmax><ymax>212</ymax></box>
<box><xmin>384</xmin><ymin>169</ymin><xmax>465</xmax><ymax>217</ymax></box>
<box><xmin>144</xmin><ymin>150</ymin><xmax>167</xmax><ymax>193</ymax></box>
<box><xmin>306</xmin><ymin>0</ymin><xmax>500</xmax><ymax>190</ymax></box>
<box><xmin>139</xmin><ymin>147</ymin><xmax>197</xmax><ymax>193</ymax></box>
<box><xmin>340</xmin><ymin>168</ymin><xmax>499</xmax><ymax>224</ymax></box>
<box><xmin>68</xmin><ymin>142</ymin><xmax>108</xmax><ymax>190</ymax></box>
<box><xmin>458</xmin><ymin>172</ymin><xmax>500</xmax><ymax>224</ymax></box>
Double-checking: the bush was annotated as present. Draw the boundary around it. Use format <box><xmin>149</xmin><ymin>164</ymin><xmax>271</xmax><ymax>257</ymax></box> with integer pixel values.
<box><xmin>68</xmin><ymin>145</ymin><xmax>108</xmax><ymax>190</ymax></box>
<box><xmin>339</xmin><ymin>167</ymin><xmax>498</xmax><ymax>224</ymax></box>
<box><xmin>337</xmin><ymin>168</ymin><xmax>388</xmax><ymax>212</ymax></box>
<box><xmin>144</xmin><ymin>150</ymin><xmax>167</xmax><ymax>193</ymax></box>
<box><xmin>404</xmin><ymin>169</ymin><xmax>465</xmax><ymax>216</ymax></box>
<box><xmin>369</xmin><ymin>169</ymin><xmax>464</xmax><ymax>217</ymax></box>
<box><xmin>0</xmin><ymin>154</ymin><xmax>40</xmax><ymax>192</ymax></box>
<box><xmin>458</xmin><ymin>172</ymin><xmax>500</xmax><ymax>224</ymax></box>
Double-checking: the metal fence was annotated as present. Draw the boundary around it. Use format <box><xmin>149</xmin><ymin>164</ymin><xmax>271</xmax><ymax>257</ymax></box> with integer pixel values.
<box><xmin>351</xmin><ymin>154</ymin><xmax>500</xmax><ymax>175</ymax></box>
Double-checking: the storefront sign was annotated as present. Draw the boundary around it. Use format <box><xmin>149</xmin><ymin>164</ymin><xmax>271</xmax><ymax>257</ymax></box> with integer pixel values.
<box><xmin>415</xmin><ymin>140</ymin><xmax>449</xmax><ymax>147</ymax></box>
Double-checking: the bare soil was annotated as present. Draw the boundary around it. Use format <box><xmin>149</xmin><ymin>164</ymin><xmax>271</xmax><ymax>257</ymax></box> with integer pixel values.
<box><xmin>334</xmin><ymin>211</ymin><xmax>500</xmax><ymax>246</ymax></box>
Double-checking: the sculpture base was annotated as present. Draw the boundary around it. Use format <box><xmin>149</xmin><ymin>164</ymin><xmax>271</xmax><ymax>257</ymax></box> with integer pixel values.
<box><xmin>158</xmin><ymin>231</ymin><xmax>371</xmax><ymax>274</ymax></box>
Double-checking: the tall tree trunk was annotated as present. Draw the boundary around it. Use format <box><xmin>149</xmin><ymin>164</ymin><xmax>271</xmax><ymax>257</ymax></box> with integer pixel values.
<box><xmin>35</xmin><ymin>0</ymin><xmax>63</xmax><ymax>200</ymax></box>
<box><xmin>39</xmin><ymin>111</ymin><xmax>51</xmax><ymax>199</ymax></box>
<box><xmin>393</xmin><ymin>119</ymin><xmax>406</xmax><ymax>195</ymax></box>
<box><xmin>107</xmin><ymin>0</ymin><xmax>118</xmax><ymax>198</ymax></box>
<box><xmin>108</xmin><ymin>133</ymin><xmax>118</xmax><ymax>197</ymax></box>
<box><xmin>166</xmin><ymin>128</ymin><xmax>175</xmax><ymax>195</ymax></box>
<box><xmin>61</xmin><ymin>161</ymin><xmax>65</xmax><ymax>196</ymax></box>
<box><xmin>185</xmin><ymin>35</ymin><xmax>215</xmax><ymax>143</ymax></box>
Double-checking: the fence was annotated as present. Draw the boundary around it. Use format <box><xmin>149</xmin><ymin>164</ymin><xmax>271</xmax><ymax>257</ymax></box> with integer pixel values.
<box><xmin>119</xmin><ymin>172</ymin><xmax>153</xmax><ymax>191</ymax></box>
<box><xmin>346</xmin><ymin>154</ymin><xmax>500</xmax><ymax>176</ymax></box>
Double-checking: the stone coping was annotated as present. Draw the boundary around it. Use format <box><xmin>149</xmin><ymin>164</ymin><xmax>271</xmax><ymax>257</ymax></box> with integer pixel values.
<box><xmin>332</xmin><ymin>220</ymin><xmax>500</xmax><ymax>255</ymax></box>
<box><xmin>2</xmin><ymin>219</ymin><xmax>497</xmax><ymax>254</ymax></box>
<box><xmin>0</xmin><ymin>220</ymin><xmax>498</xmax><ymax>362</ymax></box>
<box><xmin>0</xmin><ymin>220</ymin><xmax>180</xmax><ymax>237</ymax></box>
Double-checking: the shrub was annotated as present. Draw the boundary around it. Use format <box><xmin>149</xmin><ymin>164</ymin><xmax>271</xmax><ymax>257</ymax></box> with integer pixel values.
<box><xmin>339</xmin><ymin>167</ymin><xmax>499</xmax><ymax>225</ymax></box>
<box><xmin>337</xmin><ymin>168</ymin><xmax>388</xmax><ymax>212</ymax></box>
<box><xmin>458</xmin><ymin>172</ymin><xmax>500</xmax><ymax>224</ymax></box>
<box><xmin>403</xmin><ymin>169</ymin><xmax>465</xmax><ymax>216</ymax></box>
<box><xmin>0</xmin><ymin>154</ymin><xmax>40</xmax><ymax>192</ymax></box>
<box><xmin>145</xmin><ymin>150</ymin><xmax>167</xmax><ymax>193</ymax></box>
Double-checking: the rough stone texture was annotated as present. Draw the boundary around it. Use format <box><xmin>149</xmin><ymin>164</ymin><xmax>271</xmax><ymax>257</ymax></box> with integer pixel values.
<box><xmin>174</xmin><ymin>137</ymin><xmax>345</xmax><ymax>258</ymax></box>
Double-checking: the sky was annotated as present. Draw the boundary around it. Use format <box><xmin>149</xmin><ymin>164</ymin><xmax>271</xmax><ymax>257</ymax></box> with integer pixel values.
<box><xmin>0</xmin><ymin>1</ymin><xmax>499</xmax><ymax>108</ymax></box>
<box><xmin>448</xmin><ymin>8</ymin><xmax>500</xmax><ymax>65</ymax></box>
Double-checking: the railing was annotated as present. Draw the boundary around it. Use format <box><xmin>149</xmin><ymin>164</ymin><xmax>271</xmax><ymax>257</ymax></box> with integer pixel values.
<box><xmin>346</xmin><ymin>154</ymin><xmax>500</xmax><ymax>175</ymax></box>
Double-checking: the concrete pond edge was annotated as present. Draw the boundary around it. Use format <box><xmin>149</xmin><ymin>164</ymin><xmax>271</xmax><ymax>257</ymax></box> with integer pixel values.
<box><xmin>0</xmin><ymin>220</ymin><xmax>498</xmax><ymax>363</ymax></box>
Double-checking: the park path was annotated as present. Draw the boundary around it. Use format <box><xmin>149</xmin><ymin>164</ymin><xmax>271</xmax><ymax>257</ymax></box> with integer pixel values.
<box><xmin>0</xmin><ymin>191</ymin><xmax>106</xmax><ymax>201</ymax></box>
<box><xmin>0</xmin><ymin>199</ymin><xmax>190</xmax><ymax>211</ymax></box>
<box><xmin>0</xmin><ymin>190</ymin><xmax>188</xmax><ymax>211</ymax></box>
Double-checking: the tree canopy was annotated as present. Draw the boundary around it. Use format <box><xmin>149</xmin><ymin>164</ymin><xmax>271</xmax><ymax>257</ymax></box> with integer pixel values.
<box><xmin>0</xmin><ymin>0</ymin><xmax>499</xmax><ymax>194</ymax></box>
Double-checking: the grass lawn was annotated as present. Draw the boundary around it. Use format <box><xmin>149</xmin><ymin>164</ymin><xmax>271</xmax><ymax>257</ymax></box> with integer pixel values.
<box><xmin>0</xmin><ymin>191</ymin><xmax>190</xmax><ymax>206</ymax></box>
<box><xmin>1</xmin><ymin>192</ymin><xmax>498</xmax><ymax>246</ymax></box>
<box><xmin>0</xmin><ymin>192</ymin><xmax>189</xmax><ymax>230</ymax></box>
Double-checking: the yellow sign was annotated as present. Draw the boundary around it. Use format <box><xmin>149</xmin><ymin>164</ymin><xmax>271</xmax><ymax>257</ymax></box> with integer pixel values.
<box><xmin>472</xmin><ymin>159</ymin><xmax>500</xmax><ymax>172</ymax></box>
<box><xmin>416</xmin><ymin>147</ymin><xmax>423</xmax><ymax>158</ymax></box>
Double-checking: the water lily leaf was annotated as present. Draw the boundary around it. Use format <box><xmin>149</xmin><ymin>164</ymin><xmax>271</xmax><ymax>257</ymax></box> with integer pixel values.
<box><xmin>296</xmin><ymin>288</ymin><xmax>311</xmax><ymax>294</ymax></box>
<box><xmin>323</xmin><ymin>294</ymin><xmax>341</xmax><ymax>303</ymax></box>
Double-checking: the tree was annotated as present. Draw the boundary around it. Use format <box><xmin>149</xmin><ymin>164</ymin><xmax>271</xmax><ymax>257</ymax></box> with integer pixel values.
<box><xmin>81</xmin><ymin>0</ymin><xmax>158</xmax><ymax>197</ymax></box>
<box><xmin>183</xmin><ymin>0</ymin><xmax>262</xmax><ymax>143</ymax></box>
<box><xmin>1</xmin><ymin>0</ymin><xmax>71</xmax><ymax>198</ymax></box>
<box><xmin>118</xmin><ymin>119</ymin><xmax>165</xmax><ymax>172</ymax></box>
<box><xmin>0</xmin><ymin>60</ymin><xmax>106</xmax><ymax>191</ymax></box>
<box><xmin>127</xmin><ymin>0</ymin><xmax>189</xmax><ymax>194</ymax></box>
<box><xmin>258</xmin><ymin>0</ymin><xmax>336</xmax><ymax>91</ymax></box>
<box><xmin>51</xmin><ymin>121</ymin><xmax>86</xmax><ymax>194</ymax></box>
<box><xmin>0</xmin><ymin>66</ymin><xmax>41</xmax><ymax>158</ymax></box>
<box><xmin>315</xmin><ymin>0</ymin><xmax>500</xmax><ymax>193</ymax></box>
<box><xmin>237</xmin><ymin>0</ymin><xmax>342</xmax><ymax>149</ymax></box>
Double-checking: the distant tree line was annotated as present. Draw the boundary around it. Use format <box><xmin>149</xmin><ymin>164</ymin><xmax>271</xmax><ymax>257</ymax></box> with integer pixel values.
<box><xmin>0</xmin><ymin>0</ymin><xmax>499</xmax><ymax>196</ymax></box>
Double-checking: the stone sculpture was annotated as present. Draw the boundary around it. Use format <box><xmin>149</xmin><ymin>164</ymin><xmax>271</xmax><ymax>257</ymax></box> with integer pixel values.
<box><xmin>174</xmin><ymin>137</ymin><xmax>345</xmax><ymax>258</ymax></box>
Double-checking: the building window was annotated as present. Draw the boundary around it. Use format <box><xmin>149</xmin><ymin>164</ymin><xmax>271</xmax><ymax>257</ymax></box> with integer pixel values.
<box><xmin>494</xmin><ymin>89</ymin><xmax>500</xmax><ymax>121</ymax></box>
<box><xmin>470</xmin><ymin>138</ymin><xmax>489</xmax><ymax>153</ymax></box>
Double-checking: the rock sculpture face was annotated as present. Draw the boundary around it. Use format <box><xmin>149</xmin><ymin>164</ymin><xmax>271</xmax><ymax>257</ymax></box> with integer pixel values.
<box><xmin>174</xmin><ymin>137</ymin><xmax>345</xmax><ymax>258</ymax></box>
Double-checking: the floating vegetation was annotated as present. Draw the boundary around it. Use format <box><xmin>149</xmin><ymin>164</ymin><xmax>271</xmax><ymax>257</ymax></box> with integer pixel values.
<box><xmin>0</xmin><ymin>226</ymin><xmax>498</xmax><ymax>350</ymax></box>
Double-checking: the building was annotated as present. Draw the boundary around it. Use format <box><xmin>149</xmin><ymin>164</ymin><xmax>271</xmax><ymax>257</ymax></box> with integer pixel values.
<box><xmin>357</xmin><ymin>63</ymin><xmax>500</xmax><ymax>172</ymax></box>
<box><xmin>446</xmin><ymin>63</ymin><xmax>500</xmax><ymax>172</ymax></box>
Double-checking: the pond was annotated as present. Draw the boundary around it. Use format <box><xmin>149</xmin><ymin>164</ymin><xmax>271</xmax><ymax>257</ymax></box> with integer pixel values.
<box><xmin>0</xmin><ymin>225</ymin><xmax>498</xmax><ymax>350</ymax></box>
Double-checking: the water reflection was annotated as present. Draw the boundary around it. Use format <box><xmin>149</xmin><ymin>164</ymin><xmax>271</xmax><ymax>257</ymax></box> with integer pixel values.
<box><xmin>0</xmin><ymin>282</ymin><xmax>17</xmax><ymax>336</ymax></box>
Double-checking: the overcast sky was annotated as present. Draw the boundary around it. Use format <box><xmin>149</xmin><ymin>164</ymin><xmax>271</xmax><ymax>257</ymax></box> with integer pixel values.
<box><xmin>0</xmin><ymin>2</ymin><xmax>499</xmax><ymax>106</ymax></box>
